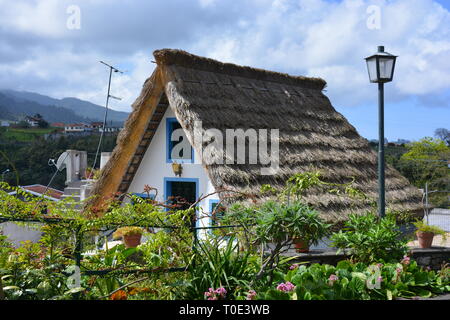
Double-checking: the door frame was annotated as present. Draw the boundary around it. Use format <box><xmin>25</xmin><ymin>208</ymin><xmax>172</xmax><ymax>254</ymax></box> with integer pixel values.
<box><xmin>163</xmin><ymin>177</ymin><xmax>200</xmax><ymax>227</ymax></box>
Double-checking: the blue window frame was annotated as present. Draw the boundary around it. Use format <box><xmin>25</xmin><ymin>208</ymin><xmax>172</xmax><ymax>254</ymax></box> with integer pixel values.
<box><xmin>209</xmin><ymin>199</ymin><xmax>225</xmax><ymax>226</ymax></box>
<box><xmin>166</xmin><ymin>117</ymin><xmax>193</xmax><ymax>163</ymax></box>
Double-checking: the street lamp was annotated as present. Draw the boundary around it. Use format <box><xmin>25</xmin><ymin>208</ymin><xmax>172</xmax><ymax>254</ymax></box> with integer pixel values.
<box><xmin>365</xmin><ymin>46</ymin><xmax>397</xmax><ymax>218</ymax></box>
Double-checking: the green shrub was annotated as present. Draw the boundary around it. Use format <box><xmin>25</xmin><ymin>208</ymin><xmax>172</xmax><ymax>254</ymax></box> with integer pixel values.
<box><xmin>413</xmin><ymin>220</ymin><xmax>447</xmax><ymax>239</ymax></box>
<box><xmin>174</xmin><ymin>237</ymin><xmax>259</xmax><ymax>300</ymax></box>
<box><xmin>331</xmin><ymin>212</ymin><xmax>409</xmax><ymax>263</ymax></box>
<box><xmin>259</xmin><ymin>259</ymin><xmax>450</xmax><ymax>300</ymax></box>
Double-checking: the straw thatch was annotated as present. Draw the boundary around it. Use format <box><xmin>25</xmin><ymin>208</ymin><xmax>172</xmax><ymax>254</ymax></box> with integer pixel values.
<box><xmin>89</xmin><ymin>49</ymin><xmax>423</xmax><ymax>222</ymax></box>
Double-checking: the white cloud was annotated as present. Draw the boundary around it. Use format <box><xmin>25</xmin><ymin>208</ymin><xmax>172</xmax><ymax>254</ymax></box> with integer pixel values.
<box><xmin>0</xmin><ymin>0</ymin><xmax>448</xmax><ymax>112</ymax></box>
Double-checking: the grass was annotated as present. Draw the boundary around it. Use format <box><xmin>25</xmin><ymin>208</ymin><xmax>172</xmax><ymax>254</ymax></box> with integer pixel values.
<box><xmin>2</xmin><ymin>127</ymin><xmax>59</xmax><ymax>142</ymax></box>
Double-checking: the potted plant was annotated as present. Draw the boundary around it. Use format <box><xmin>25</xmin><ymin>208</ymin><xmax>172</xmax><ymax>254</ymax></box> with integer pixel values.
<box><xmin>255</xmin><ymin>201</ymin><xmax>331</xmax><ymax>253</ymax></box>
<box><xmin>113</xmin><ymin>226</ymin><xmax>144</xmax><ymax>248</ymax></box>
<box><xmin>413</xmin><ymin>220</ymin><xmax>447</xmax><ymax>248</ymax></box>
<box><xmin>291</xmin><ymin>208</ymin><xmax>331</xmax><ymax>253</ymax></box>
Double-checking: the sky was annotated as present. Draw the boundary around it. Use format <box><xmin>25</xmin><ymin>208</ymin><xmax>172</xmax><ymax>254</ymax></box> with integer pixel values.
<box><xmin>0</xmin><ymin>0</ymin><xmax>449</xmax><ymax>141</ymax></box>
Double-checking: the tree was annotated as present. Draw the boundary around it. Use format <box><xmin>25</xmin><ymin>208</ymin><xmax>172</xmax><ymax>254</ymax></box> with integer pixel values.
<box><xmin>37</xmin><ymin>119</ymin><xmax>49</xmax><ymax>128</ymax></box>
<box><xmin>435</xmin><ymin>128</ymin><xmax>450</xmax><ymax>146</ymax></box>
<box><xmin>398</xmin><ymin>137</ymin><xmax>450</xmax><ymax>208</ymax></box>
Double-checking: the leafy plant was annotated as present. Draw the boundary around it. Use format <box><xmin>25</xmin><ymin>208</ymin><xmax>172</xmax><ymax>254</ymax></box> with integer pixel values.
<box><xmin>413</xmin><ymin>220</ymin><xmax>447</xmax><ymax>239</ymax></box>
<box><xmin>331</xmin><ymin>212</ymin><xmax>409</xmax><ymax>263</ymax></box>
<box><xmin>112</xmin><ymin>226</ymin><xmax>144</xmax><ymax>239</ymax></box>
<box><xmin>259</xmin><ymin>259</ymin><xmax>450</xmax><ymax>300</ymax></box>
<box><xmin>174</xmin><ymin>237</ymin><xmax>259</xmax><ymax>300</ymax></box>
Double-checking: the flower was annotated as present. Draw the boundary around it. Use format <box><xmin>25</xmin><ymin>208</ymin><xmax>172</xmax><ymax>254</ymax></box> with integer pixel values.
<box><xmin>396</xmin><ymin>267</ymin><xmax>403</xmax><ymax>274</ymax></box>
<box><xmin>328</xmin><ymin>274</ymin><xmax>339</xmax><ymax>286</ymax></box>
<box><xmin>276</xmin><ymin>282</ymin><xmax>295</xmax><ymax>292</ymax></box>
<box><xmin>215</xmin><ymin>287</ymin><xmax>227</xmax><ymax>298</ymax></box>
<box><xmin>377</xmin><ymin>276</ymin><xmax>383</xmax><ymax>283</ymax></box>
<box><xmin>110</xmin><ymin>290</ymin><xmax>127</xmax><ymax>300</ymax></box>
<box><xmin>204</xmin><ymin>287</ymin><xmax>227</xmax><ymax>300</ymax></box>
<box><xmin>289</xmin><ymin>264</ymin><xmax>299</xmax><ymax>270</ymax></box>
<box><xmin>246</xmin><ymin>290</ymin><xmax>257</xmax><ymax>300</ymax></box>
<box><xmin>376</xmin><ymin>263</ymin><xmax>383</xmax><ymax>269</ymax></box>
<box><xmin>329</xmin><ymin>274</ymin><xmax>339</xmax><ymax>281</ymax></box>
<box><xmin>401</xmin><ymin>255</ymin><xmax>410</xmax><ymax>265</ymax></box>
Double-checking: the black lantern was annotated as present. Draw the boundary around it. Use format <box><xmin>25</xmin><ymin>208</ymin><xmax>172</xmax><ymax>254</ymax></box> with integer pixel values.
<box><xmin>365</xmin><ymin>46</ymin><xmax>397</xmax><ymax>218</ymax></box>
<box><xmin>365</xmin><ymin>46</ymin><xmax>397</xmax><ymax>83</ymax></box>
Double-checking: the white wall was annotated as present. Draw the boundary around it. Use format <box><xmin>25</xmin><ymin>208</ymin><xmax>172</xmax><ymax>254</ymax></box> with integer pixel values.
<box><xmin>0</xmin><ymin>222</ymin><xmax>42</xmax><ymax>247</ymax></box>
<box><xmin>127</xmin><ymin>107</ymin><xmax>218</xmax><ymax>237</ymax></box>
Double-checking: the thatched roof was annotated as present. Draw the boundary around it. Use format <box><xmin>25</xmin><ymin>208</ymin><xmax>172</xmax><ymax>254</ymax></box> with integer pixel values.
<box><xmin>89</xmin><ymin>49</ymin><xmax>423</xmax><ymax>222</ymax></box>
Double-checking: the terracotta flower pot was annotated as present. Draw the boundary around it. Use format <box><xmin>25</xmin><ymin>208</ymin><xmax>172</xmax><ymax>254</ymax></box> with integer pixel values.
<box><xmin>416</xmin><ymin>231</ymin><xmax>434</xmax><ymax>248</ymax></box>
<box><xmin>293</xmin><ymin>238</ymin><xmax>309</xmax><ymax>253</ymax></box>
<box><xmin>123</xmin><ymin>234</ymin><xmax>142</xmax><ymax>248</ymax></box>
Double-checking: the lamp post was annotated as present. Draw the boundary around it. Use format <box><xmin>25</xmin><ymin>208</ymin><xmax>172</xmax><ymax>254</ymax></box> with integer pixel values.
<box><xmin>365</xmin><ymin>46</ymin><xmax>397</xmax><ymax>218</ymax></box>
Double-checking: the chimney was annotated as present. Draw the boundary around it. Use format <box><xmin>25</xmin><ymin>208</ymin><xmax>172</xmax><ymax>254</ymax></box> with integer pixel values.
<box><xmin>65</xmin><ymin>150</ymin><xmax>87</xmax><ymax>185</ymax></box>
<box><xmin>100</xmin><ymin>152</ymin><xmax>111</xmax><ymax>170</ymax></box>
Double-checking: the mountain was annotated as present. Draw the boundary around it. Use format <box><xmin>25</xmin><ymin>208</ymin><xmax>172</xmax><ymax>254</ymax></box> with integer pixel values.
<box><xmin>0</xmin><ymin>89</ymin><xmax>129</xmax><ymax>124</ymax></box>
<box><xmin>0</xmin><ymin>93</ymin><xmax>92</xmax><ymax>123</ymax></box>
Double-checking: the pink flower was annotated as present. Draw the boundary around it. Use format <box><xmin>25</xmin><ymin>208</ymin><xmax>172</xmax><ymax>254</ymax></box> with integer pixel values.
<box><xmin>396</xmin><ymin>267</ymin><xmax>402</xmax><ymax>274</ymax></box>
<box><xmin>204</xmin><ymin>287</ymin><xmax>227</xmax><ymax>300</ymax></box>
<box><xmin>401</xmin><ymin>255</ymin><xmax>410</xmax><ymax>265</ymax></box>
<box><xmin>376</xmin><ymin>263</ymin><xmax>383</xmax><ymax>269</ymax></box>
<box><xmin>328</xmin><ymin>274</ymin><xmax>339</xmax><ymax>286</ymax></box>
<box><xmin>377</xmin><ymin>276</ymin><xmax>383</xmax><ymax>283</ymax></box>
<box><xmin>329</xmin><ymin>274</ymin><xmax>339</xmax><ymax>282</ymax></box>
<box><xmin>215</xmin><ymin>287</ymin><xmax>227</xmax><ymax>298</ymax></box>
<box><xmin>246</xmin><ymin>290</ymin><xmax>257</xmax><ymax>300</ymax></box>
<box><xmin>276</xmin><ymin>282</ymin><xmax>295</xmax><ymax>292</ymax></box>
<box><xmin>289</xmin><ymin>264</ymin><xmax>299</xmax><ymax>270</ymax></box>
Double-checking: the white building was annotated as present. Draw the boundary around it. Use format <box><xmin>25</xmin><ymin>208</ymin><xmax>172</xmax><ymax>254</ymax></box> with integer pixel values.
<box><xmin>88</xmin><ymin>49</ymin><xmax>423</xmax><ymax>236</ymax></box>
<box><xmin>64</xmin><ymin>123</ymin><xmax>86</xmax><ymax>133</ymax></box>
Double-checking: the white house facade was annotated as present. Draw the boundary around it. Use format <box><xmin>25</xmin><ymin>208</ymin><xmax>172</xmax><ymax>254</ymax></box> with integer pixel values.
<box><xmin>126</xmin><ymin>107</ymin><xmax>219</xmax><ymax>234</ymax></box>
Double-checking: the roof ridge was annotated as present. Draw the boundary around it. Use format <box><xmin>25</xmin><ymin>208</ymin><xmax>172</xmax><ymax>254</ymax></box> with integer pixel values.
<box><xmin>153</xmin><ymin>49</ymin><xmax>326</xmax><ymax>90</ymax></box>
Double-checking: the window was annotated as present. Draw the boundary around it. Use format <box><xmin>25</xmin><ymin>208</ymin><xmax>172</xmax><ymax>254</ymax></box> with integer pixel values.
<box><xmin>166</xmin><ymin>118</ymin><xmax>193</xmax><ymax>163</ymax></box>
<box><xmin>209</xmin><ymin>199</ymin><xmax>225</xmax><ymax>226</ymax></box>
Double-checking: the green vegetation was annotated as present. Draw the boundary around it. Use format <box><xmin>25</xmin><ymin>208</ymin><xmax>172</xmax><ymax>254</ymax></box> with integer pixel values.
<box><xmin>413</xmin><ymin>220</ymin><xmax>447</xmax><ymax>239</ymax></box>
<box><xmin>370</xmin><ymin>134</ymin><xmax>450</xmax><ymax>208</ymax></box>
<box><xmin>2</xmin><ymin>127</ymin><xmax>57</xmax><ymax>142</ymax></box>
<box><xmin>0</xmin><ymin>174</ymin><xmax>449</xmax><ymax>300</ymax></box>
<box><xmin>331</xmin><ymin>212</ymin><xmax>409</xmax><ymax>263</ymax></box>
<box><xmin>0</xmin><ymin>131</ymin><xmax>117</xmax><ymax>190</ymax></box>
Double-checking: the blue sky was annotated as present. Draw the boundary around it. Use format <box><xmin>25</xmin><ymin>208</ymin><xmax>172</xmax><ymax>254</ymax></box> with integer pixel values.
<box><xmin>0</xmin><ymin>0</ymin><xmax>448</xmax><ymax>141</ymax></box>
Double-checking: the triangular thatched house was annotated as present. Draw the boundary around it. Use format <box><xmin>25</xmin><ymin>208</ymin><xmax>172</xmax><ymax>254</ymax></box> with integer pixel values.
<box><xmin>89</xmin><ymin>49</ymin><xmax>422</xmax><ymax>224</ymax></box>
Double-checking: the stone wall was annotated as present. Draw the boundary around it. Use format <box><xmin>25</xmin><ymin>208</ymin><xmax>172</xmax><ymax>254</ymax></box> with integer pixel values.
<box><xmin>410</xmin><ymin>247</ymin><xmax>450</xmax><ymax>270</ymax></box>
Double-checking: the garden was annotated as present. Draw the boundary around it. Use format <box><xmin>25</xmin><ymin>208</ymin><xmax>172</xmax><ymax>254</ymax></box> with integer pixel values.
<box><xmin>0</xmin><ymin>172</ymin><xmax>448</xmax><ymax>301</ymax></box>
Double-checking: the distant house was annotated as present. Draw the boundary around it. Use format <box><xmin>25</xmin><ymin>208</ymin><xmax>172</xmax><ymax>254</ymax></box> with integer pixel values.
<box><xmin>89</xmin><ymin>49</ymin><xmax>423</xmax><ymax>231</ymax></box>
<box><xmin>8</xmin><ymin>184</ymin><xmax>64</xmax><ymax>202</ymax></box>
<box><xmin>51</xmin><ymin>122</ymin><xmax>66</xmax><ymax>128</ymax></box>
<box><xmin>90</xmin><ymin>122</ymin><xmax>104</xmax><ymax>130</ymax></box>
<box><xmin>65</xmin><ymin>123</ymin><xmax>86</xmax><ymax>133</ymax></box>
<box><xmin>25</xmin><ymin>116</ymin><xmax>40</xmax><ymax>127</ymax></box>
<box><xmin>99</xmin><ymin>126</ymin><xmax>123</xmax><ymax>133</ymax></box>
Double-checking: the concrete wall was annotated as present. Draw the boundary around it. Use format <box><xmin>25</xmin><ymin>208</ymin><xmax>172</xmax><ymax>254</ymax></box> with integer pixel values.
<box><xmin>0</xmin><ymin>222</ymin><xmax>42</xmax><ymax>247</ymax></box>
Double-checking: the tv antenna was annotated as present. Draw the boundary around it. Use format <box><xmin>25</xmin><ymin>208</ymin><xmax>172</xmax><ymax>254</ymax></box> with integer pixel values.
<box><xmin>92</xmin><ymin>61</ymin><xmax>125</xmax><ymax>171</ymax></box>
